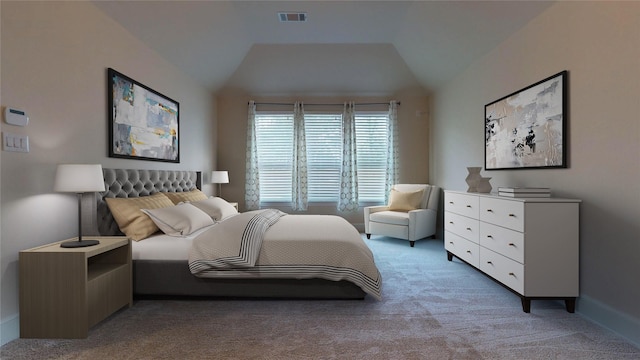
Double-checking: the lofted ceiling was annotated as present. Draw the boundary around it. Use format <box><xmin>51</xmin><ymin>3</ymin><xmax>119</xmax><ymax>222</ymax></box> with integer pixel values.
<box><xmin>92</xmin><ymin>0</ymin><xmax>553</xmax><ymax>96</ymax></box>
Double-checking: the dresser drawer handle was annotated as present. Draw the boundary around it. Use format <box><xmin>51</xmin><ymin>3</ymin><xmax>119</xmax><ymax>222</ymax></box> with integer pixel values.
<box><xmin>449</xmin><ymin>201</ymin><xmax>454</xmax><ymax>204</ymax></box>
<box><xmin>486</xmin><ymin>261</ymin><xmax>493</xmax><ymax>264</ymax></box>
<box><xmin>466</xmin><ymin>205</ymin><xmax>472</xmax><ymax>208</ymax></box>
<box><xmin>466</xmin><ymin>250</ymin><xmax>472</xmax><ymax>254</ymax></box>
<box><xmin>486</xmin><ymin>235</ymin><xmax>493</xmax><ymax>239</ymax></box>
<box><xmin>509</xmin><ymin>214</ymin><xmax>516</xmax><ymax>217</ymax></box>
<box><xmin>486</xmin><ymin>209</ymin><xmax>493</xmax><ymax>212</ymax></box>
<box><xmin>449</xmin><ymin>221</ymin><xmax>454</xmax><ymax>224</ymax></box>
<box><xmin>508</xmin><ymin>243</ymin><xmax>515</xmax><ymax>246</ymax></box>
<box><xmin>449</xmin><ymin>241</ymin><xmax>454</xmax><ymax>244</ymax></box>
<box><xmin>508</xmin><ymin>272</ymin><xmax>515</xmax><ymax>276</ymax></box>
<box><xmin>466</xmin><ymin>227</ymin><xmax>472</xmax><ymax>231</ymax></box>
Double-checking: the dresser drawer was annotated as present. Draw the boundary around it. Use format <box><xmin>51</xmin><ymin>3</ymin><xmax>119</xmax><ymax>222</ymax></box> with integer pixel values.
<box><xmin>479</xmin><ymin>197</ymin><xmax>524</xmax><ymax>232</ymax></box>
<box><xmin>479</xmin><ymin>247</ymin><xmax>524</xmax><ymax>295</ymax></box>
<box><xmin>445</xmin><ymin>231</ymin><xmax>479</xmax><ymax>268</ymax></box>
<box><xmin>479</xmin><ymin>222</ymin><xmax>524</xmax><ymax>263</ymax></box>
<box><xmin>444</xmin><ymin>192</ymin><xmax>479</xmax><ymax>218</ymax></box>
<box><xmin>444</xmin><ymin>211</ymin><xmax>479</xmax><ymax>243</ymax></box>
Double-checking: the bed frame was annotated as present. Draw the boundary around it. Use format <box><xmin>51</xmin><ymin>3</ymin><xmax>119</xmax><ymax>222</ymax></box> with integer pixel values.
<box><xmin>85</xmin><ymin>168</ymin><xmax>366</xmax><ymax>299</ymax></box>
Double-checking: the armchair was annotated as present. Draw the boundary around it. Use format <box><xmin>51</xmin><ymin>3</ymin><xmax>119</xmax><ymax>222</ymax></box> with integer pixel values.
<box><xmin>364</xmin><ymin>184</ymin><xmax>439</xmax><ymax>247</ymax></box>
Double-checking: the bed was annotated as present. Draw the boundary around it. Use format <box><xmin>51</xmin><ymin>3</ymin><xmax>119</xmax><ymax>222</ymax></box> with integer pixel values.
<box><xmin>86</xmin><ymin>168</ymin><xmax>381</xmax><ymax>300</ymax></box>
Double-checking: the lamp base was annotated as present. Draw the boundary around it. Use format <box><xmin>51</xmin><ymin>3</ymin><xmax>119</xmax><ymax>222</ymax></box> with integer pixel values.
<box><xmin>60</xmin><ymin>239</ymin><xmax>100</xmax><ymax>248</ymax></box>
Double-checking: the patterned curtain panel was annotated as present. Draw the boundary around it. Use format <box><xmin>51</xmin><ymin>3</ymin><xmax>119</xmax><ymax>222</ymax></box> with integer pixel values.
<box><xmin>385</xmin><ymin>100</ymin><xmax>400</xmax><ymax>204</ymax></box>
<box><xmin>338</xmin><ymin>101</ymin><xmax>359</xmax><ymax>212</ymax></box>
<box><xmin>245</xmin><ymin>100</ymin><xmax>260</xmax><ymax>210</ymax></box>
<box><xmin>291</xmin><ymin>102</ymin><xmax>308</xmax><ymax>211</ymax></box>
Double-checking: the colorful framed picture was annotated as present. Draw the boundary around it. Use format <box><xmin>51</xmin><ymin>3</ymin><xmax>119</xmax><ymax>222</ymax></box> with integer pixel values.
<box><xmin>108</xmin><ymin>68</ymin><xmax>179</xmax><ymax>163</ymax></box>
<box><xmin>485</xmin><ymin>70</ymin><xmax>567</xmax><ymax>170</ymax></box>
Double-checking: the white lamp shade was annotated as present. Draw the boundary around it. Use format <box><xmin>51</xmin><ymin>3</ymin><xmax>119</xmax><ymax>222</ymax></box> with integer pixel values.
<box><xmin>211</xmin><ymin>171</ymin><xmax>229</xmax><ymax>184</ymax></box>
<box><xmin>54</xmin><ymin>164</ymin><xmax>106</xmax><ymax>193</ymax></box>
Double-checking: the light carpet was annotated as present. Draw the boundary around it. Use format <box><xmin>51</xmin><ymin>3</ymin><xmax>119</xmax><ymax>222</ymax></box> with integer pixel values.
<box><xmin>2</xmin><ymin>235</ymin><xmax>639</xmax><ymax>359</ymax></box>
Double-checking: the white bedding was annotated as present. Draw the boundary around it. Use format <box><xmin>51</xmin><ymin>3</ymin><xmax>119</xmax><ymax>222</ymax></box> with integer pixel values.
<box><xmin>132</xmin><ymin>209</ymin><xmax>383</xmax><ymax>299</ymax></box>
<box><xmin>189</xmin><ymin>210</ymin><xmax>383</xmax><ymax>299</ymax></box>
<box><xmin>131</xmin><ymin>225</ymin><xmax>214</xmax><ymax>260</ymax></box>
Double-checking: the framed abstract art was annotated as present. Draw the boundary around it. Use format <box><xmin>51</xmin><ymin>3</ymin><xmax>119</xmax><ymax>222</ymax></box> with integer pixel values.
<box><xmin>108</xmin><ymin>68</ymin><xmax>180</xmax><ymax>163</ymax></box>
<box><xmin>485</xmin><ymin>70</ymin><xmax>567</xmax><ymax>170</ymax></box>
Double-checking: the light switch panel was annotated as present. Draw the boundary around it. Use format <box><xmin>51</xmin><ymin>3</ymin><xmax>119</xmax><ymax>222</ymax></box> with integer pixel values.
<box><xmin>3</xmin><ymin>132</ymin><xmax>29</xmax><ymax>153</ymax></box>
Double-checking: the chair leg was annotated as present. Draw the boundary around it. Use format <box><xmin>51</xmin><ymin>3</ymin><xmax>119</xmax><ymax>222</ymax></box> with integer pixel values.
<box><xmin>366</xmin><ymin>234</ymin><xmax>371</xmax><ymax>239</ymax></box>
<box><xmin>410</xmin><ymin>241</ymin><xmax>415</xmax><ymax>247</ymax></box>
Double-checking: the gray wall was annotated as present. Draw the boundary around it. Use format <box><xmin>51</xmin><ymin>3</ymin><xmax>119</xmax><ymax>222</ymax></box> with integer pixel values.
<box><xmin>431</xmin><ymin>2</ymin><xmax>639</xmax><ymax>345</ymax></box>
<box><xmin>0</xmin><ymin>1</ymin><xmax>217</xmax><ymax>344</ymax></box>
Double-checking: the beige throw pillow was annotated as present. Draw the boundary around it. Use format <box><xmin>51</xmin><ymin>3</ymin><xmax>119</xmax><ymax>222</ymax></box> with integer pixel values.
<box><xmin>388</xmin><ymin>188</ymin><xmax>425</xmax><ymax>212</ymax></box>
<box><xmin>105</xmin><ymin>192</ymin><xmax>175</xmax><ymax>240</ymax></box>
<box><xmin>162</xmin><ymin>189</ymin><xmax>208</xmax><ymax>205</ymax></box>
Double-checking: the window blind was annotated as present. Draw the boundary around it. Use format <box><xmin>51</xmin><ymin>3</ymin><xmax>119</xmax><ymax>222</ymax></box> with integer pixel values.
<box><xmin>356</xmin><ymin>113</ymin><xmax>389</xmax><ymax>203</ymax></box>
<box><xmin>255</xmin><ymin>114</ymin><xmax>293</xmax><ymax>202</ymax></box>
<box><xmin>305</xmin><ymin>114</ymin><xmax>342</xmax><ymax>202</ymax></box>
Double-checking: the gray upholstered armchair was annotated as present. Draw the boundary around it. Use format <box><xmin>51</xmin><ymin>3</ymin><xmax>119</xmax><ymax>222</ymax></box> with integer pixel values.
<box><xmin>364</xmin><ymin>184</ymin><xmax>439</xmax><ymax>247</ymax></box>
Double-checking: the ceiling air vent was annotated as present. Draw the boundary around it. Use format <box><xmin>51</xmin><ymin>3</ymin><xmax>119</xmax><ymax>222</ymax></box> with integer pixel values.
<box><xmin>278</xmin><ymin>12</ymin><xmax>307</xmax><ymax>22</ymax></box>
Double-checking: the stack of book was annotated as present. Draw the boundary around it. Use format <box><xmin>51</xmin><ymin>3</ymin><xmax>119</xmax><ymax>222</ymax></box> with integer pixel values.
<box><xmin>498</xmin><ymin>187</ymin><xmax>551</xmax><ymax>198</ymax></box>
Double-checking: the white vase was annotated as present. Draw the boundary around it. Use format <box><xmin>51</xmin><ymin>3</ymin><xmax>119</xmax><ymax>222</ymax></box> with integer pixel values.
<box><xmin>465</xmin><ymin>167</ymin><xmax>482</xmax><ymax>192</ymax></box>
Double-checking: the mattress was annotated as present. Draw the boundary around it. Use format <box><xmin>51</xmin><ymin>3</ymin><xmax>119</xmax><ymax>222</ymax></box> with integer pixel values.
<box><xmin>131</xmin><ymin>225</ymin><xmax>214</xmax><ymax>261</ymax></box>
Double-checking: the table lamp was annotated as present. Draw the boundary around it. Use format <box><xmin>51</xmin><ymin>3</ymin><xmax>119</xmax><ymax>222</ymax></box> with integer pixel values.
<box><xmin>54</xmin><ymin>164</ymin><xmax>106</xmax><ymax>248</ymax></box>
<box><xmin>211</xmin><ymin>170</ymin><xmax>229</xmax><ymax>197</ymax></box>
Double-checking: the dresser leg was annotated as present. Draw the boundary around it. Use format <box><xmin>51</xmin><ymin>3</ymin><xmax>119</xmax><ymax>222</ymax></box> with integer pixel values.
<box><xmin>410</xmin><ymin>241</ymin><xmax>415</xmax><ymax>247</ymax></box>
<box><xmin>446</xmin><ymin>251</ymin><xmax>453</xmax><ymax>261</ymax></box>
<box><xmin>521</xmin><ymin>297</ymin><xmax>531</xmax><ymax>313</ymax></box>
<box><xmin>565</xmin><ymin>298</ymin><xmax>576</xmax><ymax>313</ymax></box>
<box><xmin>366</xmin><ymin>234</ymin><xmax>371</xmax><ymax>239</ymax></box>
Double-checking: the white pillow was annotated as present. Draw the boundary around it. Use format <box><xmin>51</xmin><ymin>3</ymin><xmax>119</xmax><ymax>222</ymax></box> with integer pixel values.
<box><xmin>141</xmin><ymin>203</ymin><xmax>214</xmax><ymax>237</ymax></box>
<box><xmin>190</xmin><ymin>197</ymin><xmax>239</xmax><ymax>221</ymax></box>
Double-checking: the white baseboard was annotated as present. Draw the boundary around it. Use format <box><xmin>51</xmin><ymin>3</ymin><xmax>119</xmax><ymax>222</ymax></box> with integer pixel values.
<box><xmin>577</xmin><ymin>295</ymin><xmax>640</xmax><ymax>348</ymax></box>
<box><xmin>1</xmin><ymin>314</ymin><xmax>19</xmax><ymax>346</ymax></box>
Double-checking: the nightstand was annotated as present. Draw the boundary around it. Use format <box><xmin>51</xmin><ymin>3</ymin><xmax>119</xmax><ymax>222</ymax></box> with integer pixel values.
<box><xmin>19</xmin><ymin>236</ymin><xmax>132</xmax><ymax>338</ymax></box>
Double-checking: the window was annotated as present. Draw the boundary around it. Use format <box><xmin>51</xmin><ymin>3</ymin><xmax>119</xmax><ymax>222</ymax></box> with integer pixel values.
<box><xmin>255</xmin><ymin>114</ymin><xmax>293</xmax><ymax>202</ymax></box>
<box><xmin>355</xmin><ymin>113</ymin><xmax>389</xmax><ymax>202</ymax></box>
<box><xmin>304</xmin><ymin>114</ymin><xmax>343</xmax><ymax>202</ymax></box>
<box><xmin>255</xmin><ymin>111</ymin><xmax>390</xmax><ymax>205</ymax></box>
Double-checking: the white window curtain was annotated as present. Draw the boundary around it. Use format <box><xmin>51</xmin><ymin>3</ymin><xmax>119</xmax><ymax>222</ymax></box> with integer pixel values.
<box><xmin>291</xmin><ymin>102</ymin><xmax>308</xmax><ymax>210</ymax></box>
<box><xmin>245</xmin><ymin>100</ymin><xmax>260</xmax><ymax>210</ymax></box>
<box><xmin>385</xmin><ymin>100</ymin><xmax>400</xmax><ymax>203</ymax></box>
<box><xmin>338</xmin><ymin>101</ymin><xmax>359</xmax><ymax>212</ymax></box>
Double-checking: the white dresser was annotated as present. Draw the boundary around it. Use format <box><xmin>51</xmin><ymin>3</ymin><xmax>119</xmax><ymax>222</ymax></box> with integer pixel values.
<box><xmin>444</xmin><ymin>190</ymin><xmax>580</xmax><ymax>313</ymax></box>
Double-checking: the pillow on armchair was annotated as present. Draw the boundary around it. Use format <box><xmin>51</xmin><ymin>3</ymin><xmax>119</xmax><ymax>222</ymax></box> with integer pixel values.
<box><xmin>388</xmin><ymin>188</ymin><xmax>425</xmax><ymax>211</ymax></box>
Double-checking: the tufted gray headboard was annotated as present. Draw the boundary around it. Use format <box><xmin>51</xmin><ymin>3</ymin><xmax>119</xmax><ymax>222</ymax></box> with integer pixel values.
<box><xmin>86</xmin><ymin>169</ymin><xmax>202</xmax><ymax>236</ymax></box>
